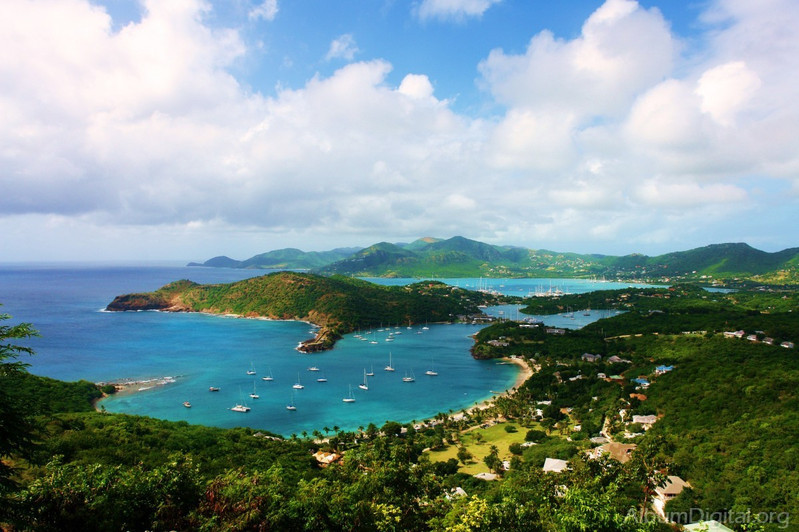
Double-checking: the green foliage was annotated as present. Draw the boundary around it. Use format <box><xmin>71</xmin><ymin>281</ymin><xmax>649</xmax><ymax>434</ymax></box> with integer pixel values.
<box><xmin>33</xmin><ymin>413</ymin><xmax>315</xmax><ymax>479</ymax></box>
<box><xmin>107</xmin><ymin>273</ymin><xmax>504</xmax><ymax>351</ymax></box>
<box><xmin>0</xmin><ymin>312</ymin><xmax>39</xmax><ymax>494</ymax></box>
<box><xmin>525</xmin><ymin>429</ymin><xmax>546</xmax><ymax>443</ymax></box>
<box><xmin>11</xmin><ymin>455</ymin><xmax>203</xmax><ymax>531</ymax></box>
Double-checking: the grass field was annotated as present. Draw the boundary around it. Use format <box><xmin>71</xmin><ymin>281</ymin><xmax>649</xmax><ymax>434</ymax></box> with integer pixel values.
<box><xmin>427</xmin><ymin>421</ymin><xmax>532</xmax><ymax>475</ymax></box>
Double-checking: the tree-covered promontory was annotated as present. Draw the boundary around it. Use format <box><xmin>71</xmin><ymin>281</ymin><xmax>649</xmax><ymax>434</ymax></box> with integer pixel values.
<box><xmin>106</xmin><ymin>272</ymin><xmax>504</xmax><ymax>352</ymax></box>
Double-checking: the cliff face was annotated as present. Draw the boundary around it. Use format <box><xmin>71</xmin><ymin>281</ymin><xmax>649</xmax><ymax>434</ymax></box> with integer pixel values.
<box><xmin>105</xmin><ymin>294</ymin><xmax>170</xmax><ymax>312</ymax></box>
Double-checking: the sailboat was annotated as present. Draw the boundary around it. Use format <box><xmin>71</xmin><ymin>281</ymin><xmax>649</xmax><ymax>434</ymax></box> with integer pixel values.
<box><xmin>262</xmin><ymin>368</ymin><xmax>274</xmax><ymax>382</ymax></box>
<box><xmin>358</xmin><ymin>369</ymin><xmax>369</xmax><ymax>390</ymax></box>
<box><xmin>425</xmin><ymin>359</ymin><xmax>438</xmax><ymax>376</ymax></box>
<box><xmin>384</xmin><ymin>352</ymin><xmax>395</xmax><ymax>372</ymax></box>
<box><xmin>402</xmin><ymin>370</ymin><xmax>416</xmax><ymax>383</ymax></box>
<box><xmin>316</xmin><ymin>372</ymin><xmax>328</xmax><ymax>383</ymax></box>
<box><xmin>366</xmin><ymin>364</ymin><xmax>375</xmax><ymax>377</ymax></box>
<box><xmin>342</xmin><ymin>385</ymin><xmax>356</xmax><ymax>403</ymax></box>
<box><xmin>246</xmin><ymin>362</ymin><xmax>256</xmax><ymax>375</ymax></box>
<box><xmin>293</xmin><ymin>373</ymin><xmax>304</xmax><ymax>390</ymax></box>
<box><xmin>286</xmin><ymin>392</ymin><xmax>297</xmax><ymax>411</ymax></box>
<box><xmin>231</xmin><ymin>388</ymin><xmax>251</xmax><ymax>412</ymax></box>
<box><xmin>249</xmin><ymin>381</ymin><xmax>260</xmax><ymax>399</ymax></box>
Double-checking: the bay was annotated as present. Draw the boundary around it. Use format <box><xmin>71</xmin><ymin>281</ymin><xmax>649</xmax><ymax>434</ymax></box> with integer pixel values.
<box><xmin>0</xmin><ymin>264</ymin><xmax>516</xmax><ymax>436</ymax></box>
<box><xmin>0</xmin><ymin>266</ymin><xmax>660</xmax><ymax>436</ymax></box>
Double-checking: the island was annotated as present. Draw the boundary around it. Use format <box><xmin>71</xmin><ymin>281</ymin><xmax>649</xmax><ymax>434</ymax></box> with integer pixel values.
<box><xmin>105</xmin><ymin>271</ymin><xmax>508</xmax><ymax>352</ymax></box>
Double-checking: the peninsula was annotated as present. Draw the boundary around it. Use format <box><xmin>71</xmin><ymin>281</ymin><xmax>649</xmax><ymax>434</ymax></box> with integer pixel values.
<box><xmin>106</xmin><ymin>271</ymin><xmax>505</xmax><ymax>352</ymax></box>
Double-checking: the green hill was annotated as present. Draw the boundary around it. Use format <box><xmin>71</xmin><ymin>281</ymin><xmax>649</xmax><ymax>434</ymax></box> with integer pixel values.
<box><xmin>106</xmin><ymin>272</ymin><xmax>501</xmax><ymax>351</ymax></box>
<box><xmin>188</xmin><ymin>237</ymin><xmax>799</xmax><ymax>284</ymax></box>
<box><xmin>188</xmin><ymin>247</ymin><xmax>359</xmax><ymax>269</ymax></box>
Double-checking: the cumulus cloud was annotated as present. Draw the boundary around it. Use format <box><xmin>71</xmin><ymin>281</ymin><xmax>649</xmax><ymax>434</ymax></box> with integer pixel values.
<box><xmin>0</xmin><ymin>0</ymin><xmax>798</xmax><ymax>261</ymax></box>
<box><xmin>415</xmin><ymin>0</ymin><xmax>501</xmax><ymax>22</ymax></box>
<box><xmin>249</xmin><ymin>0</ymin><xmax>278</xmax><ymax>21</ymax></box>
<box><xmin>325</xmin><ymin>33</ymin><xmax>359</xmax><ymax>61</ymax></box>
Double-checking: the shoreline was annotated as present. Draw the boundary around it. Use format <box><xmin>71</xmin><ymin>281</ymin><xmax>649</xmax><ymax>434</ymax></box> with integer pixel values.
<box><xmin>448</xmin><ymin>356</ymin><xmax>532</xmax><ymax>422</ymax></box>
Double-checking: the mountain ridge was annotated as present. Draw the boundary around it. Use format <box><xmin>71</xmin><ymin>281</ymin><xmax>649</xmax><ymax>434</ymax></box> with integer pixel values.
<box><xmin>188</xmin><ymin>238</ymin><xmax>799</xmax><ymax>284</ymax></box>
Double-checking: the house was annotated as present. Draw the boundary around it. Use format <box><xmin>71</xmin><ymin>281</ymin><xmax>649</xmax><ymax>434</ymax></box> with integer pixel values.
<box><xmin>587</xmin><ymin>442</ymin><xmax>637</xmax><ymax>464</ymax></box>
<box><xmin>629</xmin><ymin>393</ymin><xmax>648</xmax><ymax>401</ymax></box>
<box><xmin>632</xmin><ymin>414</ymin><xmax>658</xmax><ymax>429</ymax></box>
<box><xmin>546</xmin><ymin>328</ymin><xmax>566</xmax><ymax>335</ymax></box>
<box><xmin>746</xmin><ymin>334</ymin><xmax>758</xmax><ymax>342</ymax></box>
<box><xmin>763</xmin><ymin>337</ymin><xmax>774</xmax><ymax>345</ymax></box>
<box><xmin>312</xmin><ymin>450</ymin><xmax>341</xmax><ymax>467</ymax></box>
<box><xmin>653</xmin><ymin>476</ymin><xmax>690</xmax><ymax>517</ymax></box>
<box><xmin>597</xmin><ymin>372</ymin><xmax>607</xmax><ymax>379</ymax></box>
<box><xmin>543</xmin><ymin>458</ymin><xmax>569</xmax><ymax>473</ymax></box>
<box><xmin>581</xmin><ymin>353</ymin><xmax>602</xmax><ymax>362</ymax></box>
<box><xmin>684</xmin><ymin>520</ymin><xmax>733</xmax><ymax>532</ymax></box>
<box><xmin>473</xmin><ymin>472</ymin><xmax>498</xmax><ymax>481</ymax></box>
<box><xmin>781</xmin><ymin>341</ymin><xmax>795</xmax><ymax>349</ymax></box>
<box><xmin>632</xmin><ymin>378</ymin><xmax>650</xmax><ymax>388</ymax></box>
<box><xmin>654</xmin><ymin>365</ymin><xmax>674</xmax><ymax>375</ymax></box>
<box><xmin>607</xmin><ymin>355</ymin><xmax>632</xmax><ymax>364</ymax></box>
<box><xmin>445</xmin><ymin>487</ymin><xmax>468</xmax><ymax>500</ymax></box>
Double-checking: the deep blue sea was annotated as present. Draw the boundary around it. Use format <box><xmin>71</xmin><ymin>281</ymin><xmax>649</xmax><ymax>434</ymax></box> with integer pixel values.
<box><xmin>0</xmin><ymin>265</ymin><xmax>653</xmax><ymax>436</ymax></box>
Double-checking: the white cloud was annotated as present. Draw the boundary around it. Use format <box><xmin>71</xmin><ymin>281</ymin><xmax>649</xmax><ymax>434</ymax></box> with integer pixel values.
<box><xmin>696</xmin><ymin>61</ymin><xmax>761</xmax><ymax>126</ymax></box>
<box><xmin>416</xmin><ymin>0</ymin><xmax>501</xmax><ymax>22</ymax></box>
<box><xmin>325</xmin><ymin>34</ymin><xmax>359</xmax><ymax>61</ymax></box>
<box><xmin>398</xmin><ymin>74</ymin><xmax>435</xmax><ymax>99</ymax></box>
<box><xmin>249</xmin><ymin>0</ymin><xmax>278</xmax><ymax>21</ymax></box>
<box><xmin>0</xmin><ymin>0</ymin><xmax>798</xmax><ymax>261</ymax></box>
<box><xmin>479</xmin><ymin>0</ymin><xmax>674</xmax><ymax>117</ymax></box>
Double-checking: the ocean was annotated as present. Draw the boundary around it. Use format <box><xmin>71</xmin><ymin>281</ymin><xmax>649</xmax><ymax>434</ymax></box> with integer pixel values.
<box><xmin>0</xmin><ymin>265</ymin><xmax>647</xmax><ymax>436</ymax></box>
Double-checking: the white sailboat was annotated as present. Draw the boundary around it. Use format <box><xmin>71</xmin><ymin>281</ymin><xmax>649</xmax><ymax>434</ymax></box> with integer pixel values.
<box><xmin>342</xmin><ymin>385</ymin><xmax>356</xmax><ymax>403</ymax></box>
<box><xmin>358</xmin><ymin>369</ymin><xmax>369</xmax><ymax>391</ymax></box>
<box><xmin>317</xmin><ymin>372</ymin><xmax>328</xmax><ymax>383</ymax></box>
<box><xmin>402</xmin><ymin>370</ymin><xmax>416</xmax><ymax>383</ymax></box>
<box><xmin>262</xmin><ymin>368</ymin><xmax>274</xmax><ymax>381</ymax></box>
<box><xmin>246</xmin><ymin>362</ymin><xmax>256</xmax><ymax>375</ymax></box>
<box><xmin>231</xmin><ymin>388</ymin><xmax>251</xmax><ymax>412</ymax></box>
<box><xmin>425</xmin><ymin>359</ymin><xmax>438</xmax><ymax>376</ymax></box>
<box><xmin>366</xmin><ymin>364</ymin><xmax>375</xmax><ymax>377</ymax></box>
<box><xmin>384</xmin><ymin>352</ymin><xmax>395</xmax><ymax>372</ymax></box>
<box><xmin>286</xmin><ymin>392</ymin><xmax>296</xmax><ymax>411</ymax></box>
<box><xmin>249</xmin><ymin>381</ymin><xmax>260</xmax><ymax>399</ymax></box>
<box><xmin>293</xmin><ymin>373</ymin><xmax>304</xmax><ymax>390</ymax></box>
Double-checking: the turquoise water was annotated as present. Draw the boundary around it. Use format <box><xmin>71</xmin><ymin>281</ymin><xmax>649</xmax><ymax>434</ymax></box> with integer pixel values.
<box><xmin>0</xmin><ymin>265</ymin><xmax>653</xmax><ymax>436</ymax></box>
<box><xmin>100</xmin><ymin>319</ymin><xmax>517</xmax><ymax>436</ymax></box>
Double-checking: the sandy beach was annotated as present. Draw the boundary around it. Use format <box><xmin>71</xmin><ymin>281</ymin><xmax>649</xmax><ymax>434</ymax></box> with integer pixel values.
<box><xmin>448</xmin><ymin>356</ymin><xmax>533</xmax><ymax>422</ymax></box>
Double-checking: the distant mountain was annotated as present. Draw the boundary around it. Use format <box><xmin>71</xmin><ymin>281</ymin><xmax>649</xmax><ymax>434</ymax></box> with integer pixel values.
<box><xmin>188</xmin><ymin>247</ymin><xmax>360</xmax><ymax>270</ymax></box>
<box><xmin>189</xmin><ymin>238</ymin><xmax>799</xmax><ymax>284</ymax></box>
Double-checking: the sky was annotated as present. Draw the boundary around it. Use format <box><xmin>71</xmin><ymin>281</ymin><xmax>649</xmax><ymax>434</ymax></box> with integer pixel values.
<box><xmin>1</xmin><ymin>0</ymin><xmax>798</xmax><ymax>262</ymax></box>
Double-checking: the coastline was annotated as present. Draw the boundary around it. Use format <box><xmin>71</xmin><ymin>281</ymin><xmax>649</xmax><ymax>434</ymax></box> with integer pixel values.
<box><xmin>449</xmin><ymin>356</ymin><xmax>532</xmax><ymax>422</ymax></box>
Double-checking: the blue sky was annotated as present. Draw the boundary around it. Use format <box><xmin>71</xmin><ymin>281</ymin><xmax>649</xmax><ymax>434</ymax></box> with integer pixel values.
<box><xmin>1</xmin><ymin>0</ymin><xmax>797</xmax><ymax>261</ymax></box>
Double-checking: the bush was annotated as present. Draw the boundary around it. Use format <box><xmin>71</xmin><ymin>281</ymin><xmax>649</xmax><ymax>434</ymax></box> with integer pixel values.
<box><xmin>504</xmin><ymin>424</ymin><xmax>518</xmax><ymax>433</ymax></box>
<box><xmin>100</xmin><ymin>384</ymin><xmax>117</xmax><ymax>395</ymax></box>
<box><xmin>525</xmin><ymin>429</ymin><xmax>546</xmax><ymax>442</ymax></box>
